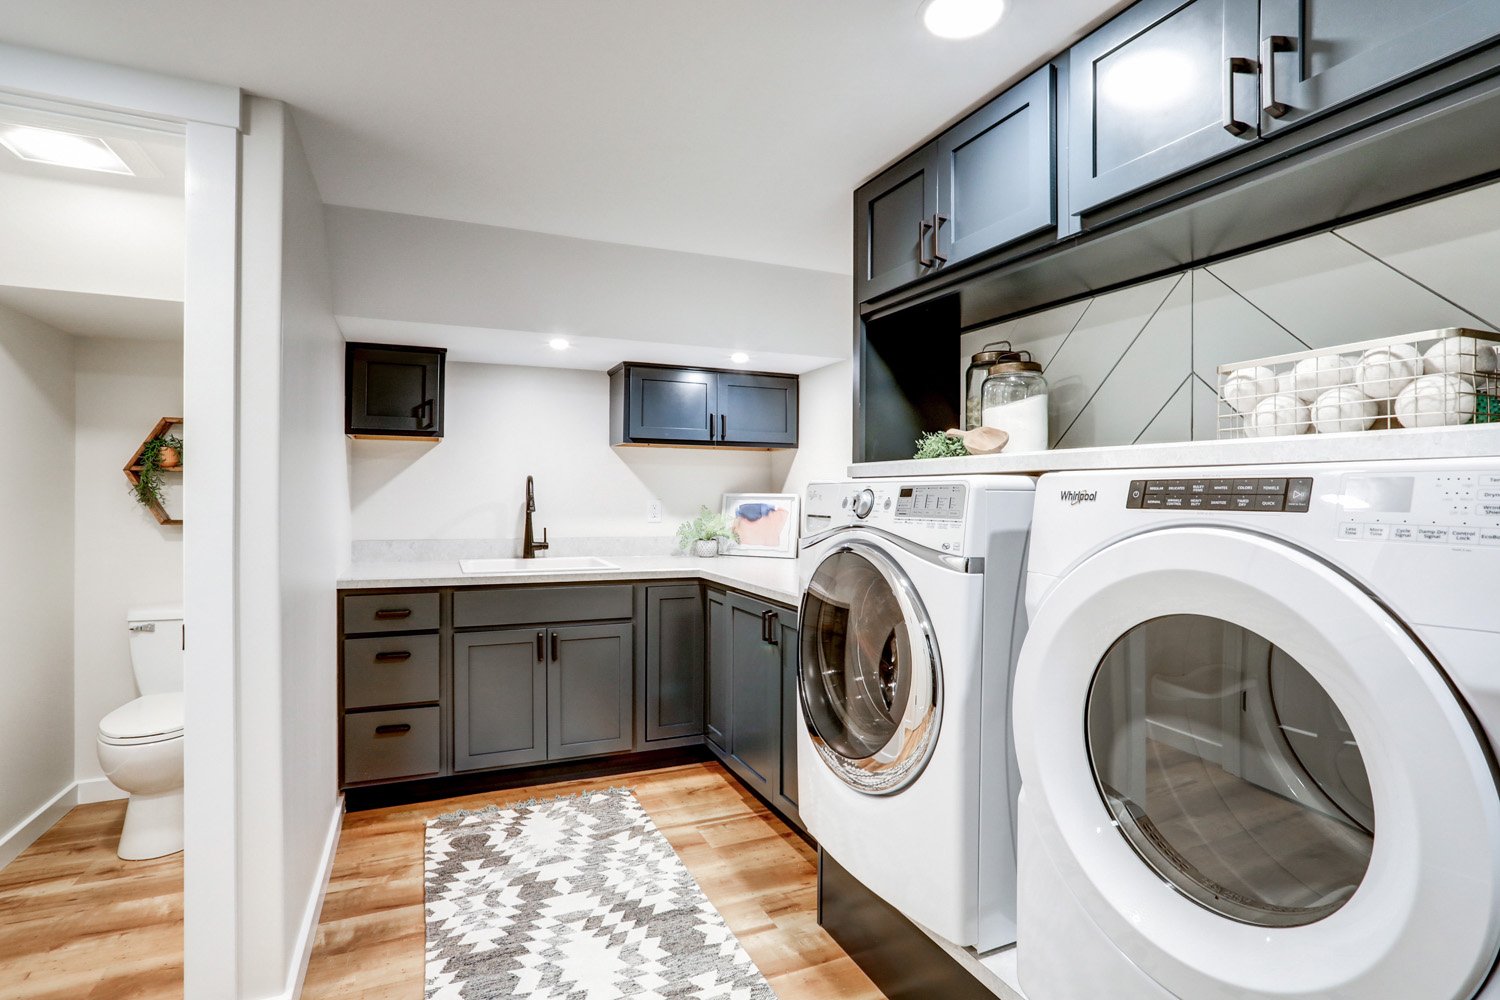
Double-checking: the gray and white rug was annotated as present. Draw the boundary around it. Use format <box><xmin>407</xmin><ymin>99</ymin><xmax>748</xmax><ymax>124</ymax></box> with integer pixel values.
<box><xmin>425</xmin><ymin>788</ymin><xmax>777</xmax><ymax>999</ymax></box>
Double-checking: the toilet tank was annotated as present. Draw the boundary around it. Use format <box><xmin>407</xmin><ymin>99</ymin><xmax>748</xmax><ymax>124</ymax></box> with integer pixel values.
<box><xmin>128</xmin><ymin>606</ymin><xmax>184</xmax><ymax>695</ymax></box>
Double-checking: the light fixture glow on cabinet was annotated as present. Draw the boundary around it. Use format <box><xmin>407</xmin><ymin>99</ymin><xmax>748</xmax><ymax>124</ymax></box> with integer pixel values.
<box><xmin>730</xmin><ymin>352</ymin><xmax>750</xmax><ymax>364</ymax></box>
<box><xmin>920</xmin><ymin>0</ymin><xmax>1006</xmax><ymax>40</ymax></box>
<box><xmin>0</xmin><ymin>125</ymin><xmax>133</xmax><ymax>174</ymax></box>
<box><xmin>548</xmin><ymin>337</ymin><xmax>571</xmax><ymax>351</ymax></box>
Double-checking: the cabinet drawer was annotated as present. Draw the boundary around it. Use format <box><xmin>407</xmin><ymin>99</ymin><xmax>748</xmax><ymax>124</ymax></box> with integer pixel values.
<box><xmin>343</xmin><ymin>634</ymin><xmax>440</xmax><ymax>710</ymax></box>
<box><xmin>343</xmin><ymin>592</ymin><xmax>440</xmax><ymax>634</ymax></box>
<box><xmin>343</xmin><ymin>706</ymin><xmax>440</xmax><ymax>784</ymax></box>
<box><xmin>453</xmin><ymin>585</ymin><xmax>632</xmax><ymax>628</ymax></box>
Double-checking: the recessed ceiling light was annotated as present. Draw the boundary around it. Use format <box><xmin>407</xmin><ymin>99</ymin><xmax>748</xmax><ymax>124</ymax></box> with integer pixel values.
<box><xmin>0</xmin><ymin>124</ymin><xmax>133</xmax><ymax>175</ymax></box>
<box><xmin>730</xmin><ymin>352</ymin><xmax>750</xmax><ymax>364</ymax></box>
<box><xmin>548</xmin><ymin>337</ymin><xmax>571</xmax><ymax>351</ymax></box>
<box><xmin>921</xmin><ymin>0</ymin><xmax>1006</xmax><ymax>40</ymax></box>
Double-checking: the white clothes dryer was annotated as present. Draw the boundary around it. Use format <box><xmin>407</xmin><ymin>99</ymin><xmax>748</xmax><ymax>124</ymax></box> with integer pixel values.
<box><xmin>1014</xmin><ymin>460</ymin><xmax>1500</xmax><ymax>1000</ymax></box>
<box><xmin>798</xmin><ymin>475</ymin><xmax>1034</xmax><ymax>952</ymax></box>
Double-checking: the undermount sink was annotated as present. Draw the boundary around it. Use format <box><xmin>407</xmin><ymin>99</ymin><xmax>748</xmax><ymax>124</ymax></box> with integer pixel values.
<box><xmin>458</xmin><ymin>556</ymin><xmax>619</xmax><ymax>575</ymax></box>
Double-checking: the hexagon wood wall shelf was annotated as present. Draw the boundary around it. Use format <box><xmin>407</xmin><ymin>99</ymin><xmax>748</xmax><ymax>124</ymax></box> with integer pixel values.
<box><xmin>123</xmin><ymin>416</ymin><xmax>183</xmax><ymax>526</ymax></box>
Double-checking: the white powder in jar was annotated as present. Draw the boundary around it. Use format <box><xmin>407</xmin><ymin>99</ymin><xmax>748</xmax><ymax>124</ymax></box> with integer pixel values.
<box><xmin>981</xmin><ymin>393</ymin><xmax>1049</xmax><ymax>452</ymax></box>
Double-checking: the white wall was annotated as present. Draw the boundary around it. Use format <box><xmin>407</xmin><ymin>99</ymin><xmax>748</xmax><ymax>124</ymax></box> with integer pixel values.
<box><xmin>72</xmin><ymin>336</ymin><xmax>183</xmax><ymax>791</ymax></box>
<box><xmin>238</xmin><ymin>97</ymin><xmax>348</xmax><ymax>999</ymax></box>
<box><xmin>351</xmin><ymin>363</ymin><xmax>777</xmax><ymax>545</ymax></box>
<box><xmin>0</xmin><ymin>302</ymin><xmax>75</xmax><ymax>852</ymax></box>
<box><xmin>773</xmin><ymin>358</ymin><xmax>853</xmax><ymax>496</ymax></box>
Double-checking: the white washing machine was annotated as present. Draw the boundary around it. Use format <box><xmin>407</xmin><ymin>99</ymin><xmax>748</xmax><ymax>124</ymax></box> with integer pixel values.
<box><xmin>798</xmin><ymin>475</ymin><xmax>1035</xmax><ymax>952</ymax></box>
<box><xmin>1014</xmin><ymin>460</ymin><xmax>1500</xmax><ymax>1000</ymax></box>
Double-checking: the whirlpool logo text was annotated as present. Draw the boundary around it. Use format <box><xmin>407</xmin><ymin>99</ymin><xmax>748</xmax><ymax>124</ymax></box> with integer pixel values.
<box><xmin>1060</xmin><ymin>489</ymin><xmax>1098</xmax><ymax>506</ymax></box>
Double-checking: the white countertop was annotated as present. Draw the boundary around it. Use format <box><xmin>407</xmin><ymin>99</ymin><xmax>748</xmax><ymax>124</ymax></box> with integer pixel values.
<box><xmin>849</xmin><ymin>424</ymin><xmax>1500</xmax><ymax>478</ymax></box>
<box><xmin>338</xmin><ymin>553</ymin><xmax>802</xmax><ymax>607</ymax></box>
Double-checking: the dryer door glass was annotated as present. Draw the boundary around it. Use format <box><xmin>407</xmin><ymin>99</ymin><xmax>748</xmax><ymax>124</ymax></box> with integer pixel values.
<box><xmin>799</xmin><ymin>544</ymin><xmax>941</xmax><ymax>794</ymax></box>
<box><xmin>1085</xmin><ymin>613</ymin><xmax>1374</xmax><ymax>928</ymax></box>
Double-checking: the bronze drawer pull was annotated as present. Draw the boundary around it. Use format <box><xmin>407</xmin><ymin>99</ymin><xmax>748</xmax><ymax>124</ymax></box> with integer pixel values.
<box><xmin>373</xmin><ymin>608</ymin><xmax>412</xmax><ymax>620</ymax></box>
<box><xmin>374</xmin><ymin>723</ymin><xmax>412</xmax><ymax>736</ymax></box>
<box><xmin>373</xmin><ymin>650</ymin><xmax>412</xmax><ymax>663</ymax></box>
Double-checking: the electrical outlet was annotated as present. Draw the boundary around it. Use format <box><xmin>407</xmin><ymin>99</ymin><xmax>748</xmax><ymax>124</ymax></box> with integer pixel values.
<box><xmin>647</xmin><ymin>499</ymin><xmax>663</xmax><ymax>523</ymax></box>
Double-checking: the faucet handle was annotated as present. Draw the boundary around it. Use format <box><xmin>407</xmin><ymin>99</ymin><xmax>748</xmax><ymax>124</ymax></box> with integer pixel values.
<box><xmin>536</xmin><ymin>527</ymin><xmax>549</xmax><ymax>551</ymax></box>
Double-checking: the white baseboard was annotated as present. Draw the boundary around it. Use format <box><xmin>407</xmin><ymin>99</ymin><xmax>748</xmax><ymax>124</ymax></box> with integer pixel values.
<box><xmin>0</xmin><ymin>783</ymin><xmax>78</xmax><ymax>870</ymax></box>
<box><xmin>74</xmin><ymin>776</ymin><xmax>129</xmax><ymax>805</ymax></box>
<box><xmin>272</xmin><ymin>795</ymin><xmax>345</xmax><ymax>1000</ymax></box>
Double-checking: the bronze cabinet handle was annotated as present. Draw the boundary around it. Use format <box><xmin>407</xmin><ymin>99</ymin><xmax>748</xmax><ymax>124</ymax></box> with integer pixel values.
<box><xmin>1222</xmin><ymin>56</ymin><xmax>1256</xmax><ymax>136</ymax></box>
<box><xmin>374</xmin><ymin>723</ymin><xmax>411</xmax><ymax>736</ymax></box>
<box><xmin>550</xmin><ymin>632</ymin><xmax>560</xmax><ymax>661</ymax></box>
<box><xmin>1261</xmin><ymin>35</ymin><xmax>1292</xmax><ymax>118</ymax></box>
<box><xmin>373</xmin><ymin>608</ymin><xmax>412</xmax><ymax>620</ymax></box>
<box><xmin>918</xmin><ymin>217</ymin><xmax>935</xmax><ymax>267</ymax></box>
<box><xmin>708</xmin><ymin>411</ymin><xmax>716</xmax><ymax>441</ymax></box>
<box><xmin>720</xmin><ymin>414</ymin><xmax>726</xmax><ymax>439</ymax></box>
<box><xmin>930</xmin><ymin>213</ymin><xmax>949</xmax><ymax>266</ymax></box>
<box><xmin>766</xmin><ymin>612</ymin><xmax>780</xmax><ymax>646</ymax></box>
<box><xmin>373</xmin><ymin>650</ymin><xmax>412</xmax><ymax>663</ymax></box>
<box><xmin>536</xmin><ymin>631</ymin><xmax>545</xmax><ymax>661</ymax></box>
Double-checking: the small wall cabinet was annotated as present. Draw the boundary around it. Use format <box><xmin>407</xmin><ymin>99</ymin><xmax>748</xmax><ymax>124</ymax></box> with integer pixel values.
<box><xmin>706</xmin><ymin>589</ymin><xmax>803</xmax><ymax>831</ymax></box>
<box><xmin>345</xmin><ymin>342</ymin><xmax>446</xmax><ymax>440</ymax></box>
<box><xmin>609</xmin><ymin>363</ymin><xmax>798</xmax><ymax>449</ymax></box>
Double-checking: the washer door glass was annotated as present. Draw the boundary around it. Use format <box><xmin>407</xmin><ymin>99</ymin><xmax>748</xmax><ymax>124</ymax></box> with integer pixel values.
<box><xmin>799</xmin><ymin>545</ymin><xmax>940</xmax><ymax>794</ymax></box>
<box><xmin>1087</xmin><ymin>613</ymin><xmax>1375</xmax><ymax>928</ymax></box>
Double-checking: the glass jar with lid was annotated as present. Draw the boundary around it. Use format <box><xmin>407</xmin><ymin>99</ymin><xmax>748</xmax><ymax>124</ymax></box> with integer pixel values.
<box><xmin>981</xmin><ymin>353</ymin><xmax>1049</xmax><ymax>452</ymax></box>
<box><xmin>964</xmin><ymin>341</ymin><xmax>1020</xmax><ymax>429</ymax></box>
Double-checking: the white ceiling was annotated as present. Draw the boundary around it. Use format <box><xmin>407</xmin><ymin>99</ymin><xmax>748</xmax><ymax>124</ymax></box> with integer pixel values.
<box><xmin>0</xmin><ymin>0</ymin><xmax>1128</xmax><ymax>274</ymax></box>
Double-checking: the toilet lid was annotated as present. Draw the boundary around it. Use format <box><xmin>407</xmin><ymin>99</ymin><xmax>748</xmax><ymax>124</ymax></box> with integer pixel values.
<box><xmin>100</xmin><ymin>693</ymin><xmax>184</xmax><ymax>742</ymax></box>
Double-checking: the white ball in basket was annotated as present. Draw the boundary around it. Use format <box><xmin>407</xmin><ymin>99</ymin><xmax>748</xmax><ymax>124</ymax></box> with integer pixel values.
<box><xmin>1423</xmin><ymin>336</ymin><xmax>1498</xmax><ymax>376</ymax></box>
<box><xmin>1292</xmin><ymin>355</ymin><xmax>1355</xmax><ymax>401</ymax></box>
<box><xmin>1354</xmin><ymin>343</ymin><xmax>1422</xmax><ymax>401</ymax></box>
<box><xmin>1394</xmin><ymin>373</ymin><xmax>1477</xmax><ymax>427</ymax></box>
<box><xmin>1221</xmin><ymin>366</ymin><xmax>1279</xmax><ymax>414</ymax></box>
<box><xmin>1310</xmin><ymin>386</ymin><xmax>1377</xmax><ymax>434</ymax></box>
<box><xmin>1244</xmin><ymin>393</ymin><xmax>1311</xmax><ymax>438</ymax></box>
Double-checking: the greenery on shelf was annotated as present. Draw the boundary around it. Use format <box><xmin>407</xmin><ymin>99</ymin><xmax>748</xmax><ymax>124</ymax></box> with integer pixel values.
<box><xmin>132</xmin><ymin>434</ymin><xmax>184</xmax><ymax>511</ymax></box>
<box><xmin>675</xmin><ymin>506</ymin><xmax>738</xmax><ymax>551</ymax></box>
<box><xmin>914</xmin><ymin>431</ymin><xmax>968</xmax><ymax>459</ymax></box>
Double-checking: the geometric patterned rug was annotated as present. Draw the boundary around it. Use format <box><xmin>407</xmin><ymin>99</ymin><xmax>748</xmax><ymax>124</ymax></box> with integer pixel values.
<box><xmin>425</xmin><ymin>788</ymin><xmax>777</xmax><ymax>999</ymax></box>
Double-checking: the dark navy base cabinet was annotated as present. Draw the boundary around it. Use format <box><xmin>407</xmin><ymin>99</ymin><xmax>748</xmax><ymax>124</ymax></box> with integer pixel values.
<box><xmin>609</xmin><ymin>363</ymin><xmax>798</xmax><ymax>449</ymax></box>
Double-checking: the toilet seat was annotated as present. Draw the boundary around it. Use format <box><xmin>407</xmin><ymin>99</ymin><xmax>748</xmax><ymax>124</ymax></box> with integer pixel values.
<box><xmin>99</xmin><ymin>693</ymin><xmax>184</xmax><ymax>746</ymax></box>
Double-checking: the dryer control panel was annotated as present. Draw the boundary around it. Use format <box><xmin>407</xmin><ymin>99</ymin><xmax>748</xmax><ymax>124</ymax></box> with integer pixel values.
<box><xmin>804</xmin><ymin>480</ymin><xmax>971</xmax><ymax>554</ymax></box>
<box><xmin>1334</xmin><ymin>472</ymin><xmax>1500</xmax><ymax>545</ymax></box>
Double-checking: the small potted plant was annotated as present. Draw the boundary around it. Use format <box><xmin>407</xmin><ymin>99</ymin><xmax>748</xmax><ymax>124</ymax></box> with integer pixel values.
<box><xmin>675</xmin><ymin>506</ymin><xmax>737</xmax><ymax>558</ymax></box>
<box><xmin>132</xmin><ymin>434</ymin><xmax>183</xmax><ymax>511</ymax></box>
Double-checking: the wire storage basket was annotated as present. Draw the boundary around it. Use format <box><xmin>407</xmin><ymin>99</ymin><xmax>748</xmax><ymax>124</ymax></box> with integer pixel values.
<box><xmin>1216</xmin><ymin>328</ymin><xmax>1500</xmax><ymax>439</ymax></box>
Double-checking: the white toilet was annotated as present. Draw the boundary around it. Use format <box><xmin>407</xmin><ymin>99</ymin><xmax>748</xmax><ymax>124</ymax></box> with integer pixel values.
<box><xmin>96</xmin><ymin>606</ymin><xmax>185</xmax><ymax>861</ymax></box>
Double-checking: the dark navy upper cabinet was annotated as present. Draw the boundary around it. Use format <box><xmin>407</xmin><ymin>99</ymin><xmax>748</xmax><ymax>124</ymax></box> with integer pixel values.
<box><xmin>1068</xmin><ymin>0</ymin><xmax>1260</xmax><ymax>213</ymax></box>
<box><xmin>346</xmin><ymin>342</ymin><xmax>446</xmax><ymax>439</ymax></box>
<box><xmin>610</xmin><ymin>363</ymin><xmax>798</xmax><ymax>449</ymax></box>
<box><xmin>1259</xmin><ymin>0</ymin><xmax>1500</xmax><ymax>133</ymax></box>
<box><xmin>854</xmin><ymin>144</ymin><xmax>940</xmax><ymax>302</ymax></box>
<box><xmin>937</xmin><ymin>64</ymin><xmax>1058</xmax><ymax>267</ymax></box>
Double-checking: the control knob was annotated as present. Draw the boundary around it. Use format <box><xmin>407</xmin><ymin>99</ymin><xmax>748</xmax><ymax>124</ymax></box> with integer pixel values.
<box><xmin>853</xmin><ymin>489</ymin><xmax>876</xmax><ymax>519</ymax></box>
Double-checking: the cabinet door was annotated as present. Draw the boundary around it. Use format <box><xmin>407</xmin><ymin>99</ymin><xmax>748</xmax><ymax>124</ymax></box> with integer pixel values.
<box><xmin>644</xmin><ymin>586</ymin><xmax>705</xmax><ymax>741</ymax></box>
<box><xmin>706</xmin><ymin>591</ymin><xmax>732</xmax><ymax>752</ymax></box>
<box><xmin>937</xmin><ymin>65</ymin><xmax>1057</xmax><ymax>266</ymax></box>
<box><xmin>1260</xmin><ymin>0</ymin><xmax>1500</xmax><ymax>133</ymax></box>
<box><xmin>716</xmin><ymin>373</ymin><xmax>798</xmax><ymax>447</ymax></box>
<box><xmin>346</xmin><ymin>343</ymin><xmax>445</xmax><ymax>437</ymax></box>
<box><xmin>453</xmin><ymin>629</ymin><xmax>547</xmax><ymax>771</ymax></box>
<box><xmin>1068</xmin><ymin>0</ymin><xmax>1260</xmax><ymax>213</ymax></box>
<box><xmin>727</xmin><ymin>594</ymin><xmax>781</xmax><ymax>796</ymax></box>
<box><xmin>548</xmin><ymin>623</ymin><xmax>634</xmax><ymax>760</ymax></box>
<box><xmin>627</xmin><ymin>367</ymin><xmax>716</xmax><ymax>443</ymax></box>
<box><xmin>772</xmin><ymin>608</ymin><xmax>803</xmax><ymax>830</ymax></box>
<box><xmin>854</xmin><ymin>143</ymin><xmax>939</xmax><ymax>303</ymax></box>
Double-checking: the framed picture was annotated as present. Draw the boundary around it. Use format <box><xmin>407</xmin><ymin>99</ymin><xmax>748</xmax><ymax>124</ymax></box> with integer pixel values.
<box><xmin>721</xmin><ymin>493</ymin><xmax>800</xmax><ymax>559</ymax></box>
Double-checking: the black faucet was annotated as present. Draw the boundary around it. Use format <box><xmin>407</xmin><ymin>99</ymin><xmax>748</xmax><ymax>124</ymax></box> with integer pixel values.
<box><xmin>523</xmin><ymin>475</ymin><xmax>549</xmax><ymax>558</ymax></box>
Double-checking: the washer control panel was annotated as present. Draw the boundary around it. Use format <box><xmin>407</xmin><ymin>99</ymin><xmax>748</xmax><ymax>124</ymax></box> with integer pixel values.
<box><xmin>804</xmin><ymin>481</ymin><xmax>970</xmax><ymax>553</ymax></box>
<box><xmin>1125</xmin><ymin>477</ymin><xmax>1313</xmax><ymax>512</ymax></box>
<box><xmin>1335</xmin><ymin>472</ymin><xmax>1500</xmax><ymax>545</ymax></box>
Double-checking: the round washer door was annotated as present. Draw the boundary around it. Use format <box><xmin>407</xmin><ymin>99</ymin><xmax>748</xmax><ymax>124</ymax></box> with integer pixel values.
<box><xmin>799</xmin><ymin>542</ymin><xmax>942</xmax><ymax>794</ymax></box>
<box><xmin>1015</xmin><ymin>527</ymin><xmax>1500</xmax><ymax>1000</ymax></box>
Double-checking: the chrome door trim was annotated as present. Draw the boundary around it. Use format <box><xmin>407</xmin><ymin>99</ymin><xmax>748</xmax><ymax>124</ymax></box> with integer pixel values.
<box><xmin>800</xmin><ymin>524</ymin><xmax>982</xmax><ymax>574</ymax></box>
<box><xmin>797</xmin><ymin>540</ymin><xmax>944</xmax><ymax>795</ymax></box>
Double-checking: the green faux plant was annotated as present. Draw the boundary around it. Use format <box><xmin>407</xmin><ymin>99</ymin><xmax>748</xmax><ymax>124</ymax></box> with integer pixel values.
<box><xmin>914</xmin><ymin>431</ymin><xmax>968</xmax><ymax>459</ymax></box>
<box><xmin>132</xmin><ymin>434</ymin><xmax>184</xmax><ymax>511</ymax></box>
<box><xmin>675</xmin><ymin>506</ymin><xmax>738</xmax><ymax>551</ymax></box>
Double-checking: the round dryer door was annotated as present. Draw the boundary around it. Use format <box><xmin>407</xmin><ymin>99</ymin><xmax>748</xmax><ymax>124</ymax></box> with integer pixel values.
<box><xmin>1015</xmin><ymin>526</ymin><xmax>1500</xmax><ymax>1000</ymax></box>
<box><xmin>799</xmin><ymin>542</ymin><xmax>941</xmax><ymax>795</ymax></box>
